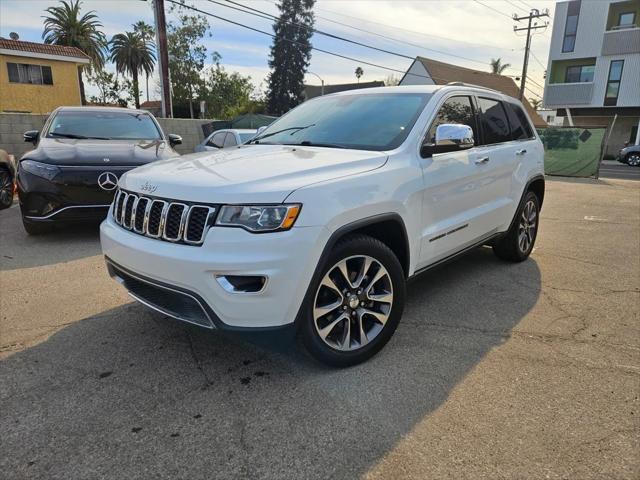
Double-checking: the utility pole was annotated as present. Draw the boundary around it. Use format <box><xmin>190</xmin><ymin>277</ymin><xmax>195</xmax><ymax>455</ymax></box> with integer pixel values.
<box><xmin>152</xmin><ymin>0</ymin><xmax>172</xmax><ymax>117</ymax></box>
<box><xmin>513</xmin><ymin>9</ymin><xmax>549</xmax><ymax>100</ymax></box>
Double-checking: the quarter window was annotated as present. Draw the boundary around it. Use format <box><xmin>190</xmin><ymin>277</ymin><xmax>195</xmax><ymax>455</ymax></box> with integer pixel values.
<box><xmin>565</xmin><ymin>65</ymin><xmax>594</xmax><ymax>83</ymax></box>
<box><xmin>7</xmin><ymin>63</ymin><xmax>53</xmax><ymax>85</ymax></box>
<box><xmin>223</xmin><ymin>133</ymin><xmax>237</xmax><ymax>147</ymax></box>
<box><xmin>505</xmin><ymin>103</ymin><xmax>534</xmax><ymax>140</ymax></box>
<box><xmin>207</xmin><ymin>132</ymin><xmax>226</xmax><ymax>148</ymax></box>
<box><xmin>478</xmin><ymin>98</ymin><xmax>511</xmax><ymax>145</ymax></box>
<box><xmin>604</xmin><ymin>60</ymin><xmax>624</xmax><ymax>106</ymax></box>
<box><xmin>562</xmin><ymin>0</ymin><xmax>581</xmax><ymax>53</ymax></box>
<box><xmin>425</xmin><ymin>96</ymin><xmax>477</xmax><ymax>146</ymax></box>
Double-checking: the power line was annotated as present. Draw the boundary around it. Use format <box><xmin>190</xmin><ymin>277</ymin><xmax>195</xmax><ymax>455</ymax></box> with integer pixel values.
<box><xmin>473</xmin><ymin>0</ymin><xmax>513</xmax><ymax>19</ymax></box>
<box><xmin>504</xmin><ymin>0</ymin><xmax>528</xmax><ymax>14</ymax></box>
<box><xmin>164</xmin><ymin>0</ymin><xmax>426</xmax><ymax>80</ymax></box>
<box><xmin>529</xmin><ymin>51</ymin><xmax>547</xmax><ymax>70</ymax></box>
<box><xmin>212</xmin><ymin>0</ymin><xmax>416</xmax><ymax>60</ymax></box>
<box><xmin>217</xmin><ymin>0</ymin><xmax>500</xmax><ymax>69</ymax></box>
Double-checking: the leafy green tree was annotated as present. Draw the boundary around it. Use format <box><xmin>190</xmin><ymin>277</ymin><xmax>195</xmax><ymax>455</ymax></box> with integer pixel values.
<box><xmin>167</xmin><ymin>10</ymin><xmax>212</xmax><ymax>118</ymax></box>
<box><xmin>355</xmin><ymin>66</ymin><xmax>363</xmax><ymax>83</ymax></box>
<box><xmin>86</xmin><ymin>69</ymin><xmax>127</xmax><ymax>106</ymax></box>
<box><xmin>133</xmin><ymin>21</ymin><xmax>156</xmax><ymax>102</ymax></box>
<box><xmin>109</xmin><ymin>31</ymin><xmax>156</xmax><ymax>109</ymax></box>
<box><xmin>490</xmin><ymin>58</ymin><xmax>511</xmax><ymax>75</ymax></box>
<box><xmin>266</xmin><ymin>0</ymin><xmax>316</xmax><ymax>115</ymax></box>
<box><xmin>42</xmin><ymin>0</ymin><xmax>107</xmax><ymax>104</ymax></box>
<box><xmin>200</xmin><ymin>62</ymin><xmax>255</xmax><ymax>119</ymax></box>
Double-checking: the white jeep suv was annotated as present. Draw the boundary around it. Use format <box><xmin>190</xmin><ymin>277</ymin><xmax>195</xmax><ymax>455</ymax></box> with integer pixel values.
<box><xmin>100</xmin><ymin>85</ymin><xmax>544</xmax><ymax>366</ymax></box>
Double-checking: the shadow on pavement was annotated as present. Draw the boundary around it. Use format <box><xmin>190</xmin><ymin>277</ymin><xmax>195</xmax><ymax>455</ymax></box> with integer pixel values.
<box><xmin>0</xmin><ymin>206</ymin><xmax>102</xmax><ymax>271</ymax></box>
<box><xmin>0</xmin><ymin>247</ymin><xmax>541</xmax><ymax>480</ymax></box>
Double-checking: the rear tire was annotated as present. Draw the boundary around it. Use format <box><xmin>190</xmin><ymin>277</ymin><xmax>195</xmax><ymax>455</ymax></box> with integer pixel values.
<box><xmin>300</xmin><ymin>234</ymin><xmax>406</xmax><ymax>367</ymax></box>
<box><xmin>493</xmin><ymin>191</ymin><xmax>540</xmax><ymax>262</ymax></box>
<box><xmin>22</xmin><ymin>216</ymin><xmax>54</xmax><ymax>235</ymax></box>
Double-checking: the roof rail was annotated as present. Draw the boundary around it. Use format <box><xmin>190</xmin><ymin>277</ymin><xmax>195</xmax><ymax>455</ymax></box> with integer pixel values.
<box><xmin>445</xmin><ymin>82</ymin><xmax>501</xmax><ymax>93</ymax></box>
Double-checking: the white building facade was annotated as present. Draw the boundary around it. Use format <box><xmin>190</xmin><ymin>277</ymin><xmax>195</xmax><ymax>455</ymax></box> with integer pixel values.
<box><xmin>543</xmin><ymin>0</ymin><xmax>640</xmax><ymax>156</ymax></box>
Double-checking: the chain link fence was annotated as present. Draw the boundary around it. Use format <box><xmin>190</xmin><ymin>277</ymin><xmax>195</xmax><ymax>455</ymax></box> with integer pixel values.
<box><xmin>537</xmin><ymin>127</ymin><xmax>606</xmax><ymax>178</ymax></box>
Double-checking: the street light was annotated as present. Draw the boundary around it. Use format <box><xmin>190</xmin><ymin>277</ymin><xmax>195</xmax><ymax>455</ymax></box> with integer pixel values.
<box><xmin>307</xmin><ymin>71</ymin><xmax>325</xmax><ymax>96</ymax></box>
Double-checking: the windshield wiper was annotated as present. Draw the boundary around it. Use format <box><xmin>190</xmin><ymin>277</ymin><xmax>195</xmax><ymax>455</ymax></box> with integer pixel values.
<box><xmin>293</xmin><ymin>141</ymin><xmax>346</xmax><ymax>149</ymax></box>
<box><xmin>49</xmin><ymin>132</ymin><xmax>111</xmax><ymax>140</ymax></box>
<box><xmin>249</xmin><ymin>124</ymin><xmax>316</xmax><ymax>144</ymax></box>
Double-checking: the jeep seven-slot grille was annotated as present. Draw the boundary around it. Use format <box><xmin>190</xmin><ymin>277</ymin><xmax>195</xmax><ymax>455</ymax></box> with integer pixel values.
<box><xmin>112</xmin><ymin>189</ymin><xmax>216</xmax><ymax>246</ymax></box>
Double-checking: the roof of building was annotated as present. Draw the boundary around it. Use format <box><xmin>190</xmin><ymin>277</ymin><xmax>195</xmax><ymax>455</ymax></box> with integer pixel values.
<box><xmin>405</xmin><ymin>57</ymin><xmax>546</xmax><ymax>127</ymax></box>
<box><xmin>304</xmin><ymin>80</ymin><xmax>386</xmax><ymax>99</ymax></box>
<box><xmin>0</xmin><ymin>38</ymin><xmax>90</xmax><ymax>62</ymax></box>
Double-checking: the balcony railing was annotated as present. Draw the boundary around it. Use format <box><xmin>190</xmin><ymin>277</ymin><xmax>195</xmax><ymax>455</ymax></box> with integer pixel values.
<box><xmin>544</xmin><ymin>83</ymin><xmax>594</xmax><ymax>107</ymax></box>
<box><xmin>602</xmin><ymin>27</ymin><xmax>640</xmax><ymax>55</ymax></box>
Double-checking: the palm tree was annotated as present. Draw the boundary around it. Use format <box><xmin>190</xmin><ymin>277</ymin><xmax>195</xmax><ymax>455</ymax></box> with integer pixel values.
<box><xmin>529</xmin><ymin>98</ymin><xmax>542</xmax><ymax>110</ymax></box>
<box><xmin>355</xmin><ymin>66</ymin><xmax>364</xmax><ymax>83</ymax></box>
<box><xmin>42</xmin><ymin>0</ymin><xmax>107</xmax><ymax>104</ymax></box>
<box><xmin>109</xmin><ymin>31</ymin><xmax>156</xmax><ymax>109</ymax></box>
<box><xmin>490</xmin><ymin>58</ymin><xmax>511</xmax><ymax>75</ymax></box>
<box><xmin>133</xmin><ymin>21</ymin><xmax>156</xmax><ymax>102</ymax></box>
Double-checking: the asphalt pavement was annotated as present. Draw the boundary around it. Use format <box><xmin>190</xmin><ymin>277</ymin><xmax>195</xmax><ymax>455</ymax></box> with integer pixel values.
<box><xmin>1</xmin><ymin>177</ymin><xmax>639</xmax><ymax>480</ymax></box>
<box><xmin>599</xmin><ymin>160</ymin><xmax>640</xmax><ymax>180</ymax></box>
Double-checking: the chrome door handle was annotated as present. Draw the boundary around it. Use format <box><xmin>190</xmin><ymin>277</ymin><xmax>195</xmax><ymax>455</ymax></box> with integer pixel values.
<box><xmin>475</xmin><ymin>156</ymin><xmax>490</xmax><ymax>165</ymax></box>
<box><xmin>516</xmin><ymin>149</ymin><xmax>527</xmax><ymax>155</ymax></box>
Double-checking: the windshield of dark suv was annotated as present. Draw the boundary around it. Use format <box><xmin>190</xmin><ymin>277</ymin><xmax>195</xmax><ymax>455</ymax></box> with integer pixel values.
<box><xmin>46</xmin><ymin>110</ymin><xmax>163</xmax><ymax>140</ymax></box>
<box><xmin>251</xmin><ymin>93</ymin><xmax>431</xmax><ymax>151</ymax></box>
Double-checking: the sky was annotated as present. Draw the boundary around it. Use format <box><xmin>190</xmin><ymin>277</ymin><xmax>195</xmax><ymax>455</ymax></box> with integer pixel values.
<box><xmin>0</xmin><ymin>0</ymin><xmax>562</xmax><ymax>101</ymax></box>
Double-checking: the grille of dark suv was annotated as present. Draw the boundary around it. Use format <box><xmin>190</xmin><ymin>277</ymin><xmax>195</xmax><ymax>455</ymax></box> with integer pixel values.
<box><xmin>112</xmin><ymin>189</ymin><xmax>216</xmax><ymax>245</ymax></box>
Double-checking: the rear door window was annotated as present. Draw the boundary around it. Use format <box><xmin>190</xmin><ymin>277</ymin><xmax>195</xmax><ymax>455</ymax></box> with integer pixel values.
<box><xmin>505</xmin><ymin>102</ymin><xmax>534</xmax><ymax>140</ymax></box>
<box><xmin>477</xmin><ymin>97</ymin><xmax>511</xmax><ymax>145</ymax></box>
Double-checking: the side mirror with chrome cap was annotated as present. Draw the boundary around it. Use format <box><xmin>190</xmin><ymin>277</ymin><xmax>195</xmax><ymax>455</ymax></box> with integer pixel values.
<box><xmin>420</xmin><ymin>123</ymin><xmax>474</xmax><ymax>157</ymax></box>
<box><xmin>168</xmin><ymin>134</ymin><xmax>182</xmax><ymax>147</ymax></box>
<box><xmin>23</xmin><ymin>130</ymin><xmax>39</xmax><ymax>145</ymax></box>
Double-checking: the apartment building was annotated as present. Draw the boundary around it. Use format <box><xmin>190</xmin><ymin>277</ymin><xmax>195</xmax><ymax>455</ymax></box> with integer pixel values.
<box><xmin>543</xmin><ymin>0</ymin><xmax>640</xmax><ymax>156</ymax></box>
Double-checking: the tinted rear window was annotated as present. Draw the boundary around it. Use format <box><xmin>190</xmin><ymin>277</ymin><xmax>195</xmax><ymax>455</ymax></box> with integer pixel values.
<box><xmin>47</xmin><ymin>110</ymin><xmax>162</xmax><ymax>140</ymax></box>
<box><xmin>478</xmin><ymin>97</ymin><xmax>511</xmax><ymax>145</ymax></box>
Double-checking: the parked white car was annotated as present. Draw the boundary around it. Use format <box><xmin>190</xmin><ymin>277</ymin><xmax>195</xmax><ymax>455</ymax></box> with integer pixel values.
<box><xmin>101</xmin><ymin>84</ymin><xmax>544</xmax><ymax>366</ymax></box>
<box><xmin>194</xmin><ymin>128</ymin><xmax>258</xmax><ymax>152</ymax></box>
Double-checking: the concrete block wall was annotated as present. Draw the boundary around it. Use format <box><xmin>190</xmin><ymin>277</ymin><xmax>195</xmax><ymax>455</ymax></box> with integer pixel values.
<box><xmin>0</xmin><ymin>113</ymin><xmax>47</xmax><ymax>158</ymax></box>
<box><xmin>0</xmin><ymin>113</ymin><xmax>215</xmax><ymax>158</ymax></box>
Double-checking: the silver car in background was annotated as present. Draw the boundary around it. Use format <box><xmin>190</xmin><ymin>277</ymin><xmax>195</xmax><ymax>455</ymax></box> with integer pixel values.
<box><xmin>194</xmin><ymin>129</ymin><xmax>258</xmax><ymax>152</ymax></box>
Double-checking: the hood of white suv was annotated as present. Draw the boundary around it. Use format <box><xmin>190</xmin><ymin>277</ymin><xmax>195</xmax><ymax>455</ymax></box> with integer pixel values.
<box><xmin>119</xmin><ymin>144</ymin><xmax>388</xmax><ymax>203</ymax></box>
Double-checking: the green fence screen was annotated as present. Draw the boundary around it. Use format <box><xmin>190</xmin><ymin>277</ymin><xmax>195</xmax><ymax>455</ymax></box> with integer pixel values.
<box><xmin>537</xmin><ymin>127</ymin><xmax>606</xmax><ymax>177</ymax></box>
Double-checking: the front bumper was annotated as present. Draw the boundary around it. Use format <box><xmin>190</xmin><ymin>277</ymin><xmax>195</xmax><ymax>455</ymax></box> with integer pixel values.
<box><xmin>17</xmin><ymin>166</ymin><xmax>130</xmax><ymax>222</ymax></box>
<box><xmin>100</xmin><ymin>213</ymin><xmax>328</xmax><ymax>329</ymax></box>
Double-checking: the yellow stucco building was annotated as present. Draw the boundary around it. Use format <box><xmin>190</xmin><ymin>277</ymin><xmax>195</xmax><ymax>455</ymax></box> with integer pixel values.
<box><xmin>0</xmin><ymin>38</ymin><xmax>89</xmax><ymax>114</ymax></box>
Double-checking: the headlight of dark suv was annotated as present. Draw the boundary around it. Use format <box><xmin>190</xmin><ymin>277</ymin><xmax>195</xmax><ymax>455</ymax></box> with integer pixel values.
<box><xmin>216</xmin><ymin>204</ymin><xmax>301</xmax><ymax>232</ymax></box>
<box><xmin>20</xmin><ymin>160</ymin><xmax>61</xmax><ymax>181</ymax></box>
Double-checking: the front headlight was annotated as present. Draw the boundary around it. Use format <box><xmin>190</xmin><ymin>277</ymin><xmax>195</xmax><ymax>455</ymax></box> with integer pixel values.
<box><xmin>216</xmin><ymin>204</ymin><xmax>301</xmax><ymax>232</ymax></box>
<box><xmin>20</xmin><ymin>160</ymin><xmax>61</xmax><ymax>181</ymax></box>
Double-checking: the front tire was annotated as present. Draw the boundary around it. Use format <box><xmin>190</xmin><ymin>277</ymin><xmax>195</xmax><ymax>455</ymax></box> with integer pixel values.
<box><xmin>493</xmin><ymin>191</ymin><xmax>540</xmax><ymax>262</ymax></box>
<box><xmin>0</xmin><ymin>167</ymin><xmax>13</xmax><ymax>210</ymax></box>
<box><xmin>626</xmin><ymin>152</ymin><xmax>640</xmax><ymax>167</ymax></box>
<box><xmin>300</xmin><ymin>235</ymin><xmax>406</xmax><ymax>367</ymax></box>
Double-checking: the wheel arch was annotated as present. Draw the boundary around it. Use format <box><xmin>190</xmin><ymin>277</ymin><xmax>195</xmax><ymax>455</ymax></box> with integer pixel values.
<box><xmin>322</xmin><ymin>213</ymin><xmax>411</xmax><ymax>278</ymax></box>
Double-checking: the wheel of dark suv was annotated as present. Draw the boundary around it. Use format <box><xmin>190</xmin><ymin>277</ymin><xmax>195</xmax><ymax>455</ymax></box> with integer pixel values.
<box><xmin>493</xmin><ymin>191</ymin><xmax>540</xmax><ymax>262</ymax></box>
<box><xmin>300</xmin><ymin>235</ymin><xmax>406</xmax><ymax>367</ymax></box>
<box><xmin>22</xmin><ymin>216</ymin><xmax>54</xmax><ymax>235</ymax></box>
<box><xmin>627</xmin><ymin>153</ymin><xmax>640</xmax><ymax>167</ymax></box>
<box><xmin>0</xmin><ymin>167</ymin><xmax>13</xmax><ymax>210</ymax></box>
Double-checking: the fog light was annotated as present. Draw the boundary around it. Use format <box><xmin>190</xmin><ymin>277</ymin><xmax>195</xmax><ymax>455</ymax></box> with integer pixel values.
<box><xmin>216</xmin><ymin>275</ymin><xmax>267</xmax><ymax>293</ymax></box>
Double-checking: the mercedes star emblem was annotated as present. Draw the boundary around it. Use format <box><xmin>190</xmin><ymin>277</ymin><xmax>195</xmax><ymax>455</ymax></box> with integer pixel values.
<box><xmin>97</xmin><ymin>172</ymin><xmax>118</xmax><ymax>191</ymax></box>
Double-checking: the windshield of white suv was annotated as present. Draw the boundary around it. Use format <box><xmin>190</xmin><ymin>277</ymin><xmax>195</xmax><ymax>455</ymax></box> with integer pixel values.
<box><xmin>251</xmin><ymin>93</ymin><xmax>431</xmax><ymax>151</ymax></box>
<box><xmin>46</xmin><ymin>111</ymin><xmax>163</xmax><ymax>140</ymax></box>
